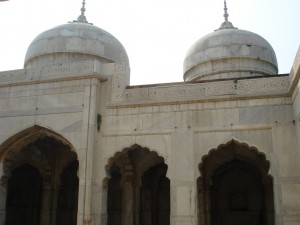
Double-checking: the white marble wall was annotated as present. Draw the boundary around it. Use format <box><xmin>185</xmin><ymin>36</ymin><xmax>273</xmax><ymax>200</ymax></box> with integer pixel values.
<box><xmin>99</xmin><ymin>94</ymin><xmax>297</xmax><ymax>225</ymax></box>
<box><xmin>0</xmin><ymin>74</ymin><xmax>100</xmax><ymax>225</ymax></box>
<box><xmin>0</xmin><ymin>47</ymin><xmax>299</xmax><ymax>225</ymax></box>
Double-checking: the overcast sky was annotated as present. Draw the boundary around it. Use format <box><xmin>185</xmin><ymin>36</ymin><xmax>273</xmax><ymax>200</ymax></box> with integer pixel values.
<box><xmin>0</xmin><ymin>0</ymin><xmax>299</xmax><ymax>85</ymax></box>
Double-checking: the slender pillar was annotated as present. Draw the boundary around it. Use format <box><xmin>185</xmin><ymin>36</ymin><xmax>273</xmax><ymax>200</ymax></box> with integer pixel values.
<box><xmin>50</xmin><ymin>186</ymin><xmax>59</xmax><ymax>225</ymax></box>
<box><xmin>122</xmin><ymin>181</ymin><xmax>134</xmax><ymax>225</ymax></box>
<box><xmin>40</xmin><ymin>183</ymin><xmax>52</xmax><ymax>225</ymax></box>
<box><xmin>121</xmin><ymin>161</ymin><xmax>134</xmax><ymax>225</ymax></box>
<box><xmin>134</xmin><ymin>181</ymin><xmax>141</xmax><ymax>225</ymax></box>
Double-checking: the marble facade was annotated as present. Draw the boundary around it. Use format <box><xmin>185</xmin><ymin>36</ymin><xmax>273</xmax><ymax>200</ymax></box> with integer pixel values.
<box><xmin>0</xmin><ymin>1</ymin><xmax>300</xmax><ymax>224</ymax></box>
<box><xmin>0</xmin><ymin>48</ymin><xmax>298</xmax><ymax>224</ymax></box>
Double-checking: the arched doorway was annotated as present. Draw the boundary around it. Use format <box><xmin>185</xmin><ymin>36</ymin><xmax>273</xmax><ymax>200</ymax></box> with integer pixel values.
<box><xmin>106</xmin><ymin>144</ymin><xmax>170</xmax><ymax>225</ymax></box>
<box><xmin>198</xmin><ymin>140</ymin><xmax>274</xmax><ymax>225</ymax></box>
<box><xmin>0</xmin><ymin>126</ymin><xmax>79</xmax><ymax>225</ymax></box>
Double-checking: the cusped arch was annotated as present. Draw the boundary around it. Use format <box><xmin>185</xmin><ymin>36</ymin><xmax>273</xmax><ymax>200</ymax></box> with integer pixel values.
<box><xmin>106</xmin><ymin>143</ymin><xmax>167</xmax><ymax>180</ymax></box>
<box><xmin>197</xmin><ymin>139</ymin><xmax>275</xmax><ymax>225</ymax></box>
<box><xmin>199</xmin><ymin>139</ymin><xmax>271</xmax><ymax>186</ymax></box>
<box><xmin>5</xmin><ymin>146</ymin><xmax>50</xmax><ymax>177</ymax></box>
<box><xmin>105</xmin><ymin>143</ymin><xmax>170</xmax><ymax>225</ymax></box>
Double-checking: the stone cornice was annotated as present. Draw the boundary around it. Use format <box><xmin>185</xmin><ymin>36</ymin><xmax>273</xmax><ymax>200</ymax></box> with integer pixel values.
<box><xmin>0</xmin><ymin>60</ymin><xmax>294</xmax><ymax>107</ymax></box>
<box><xmin>0</xmin><ymin>60</ymin><xmax>110</xmax><ymax>87</ymax></box>
<box><xmin>109</xmin><ymin>75</ymin><xmax>290</xmax><ymax>107</ymax></box>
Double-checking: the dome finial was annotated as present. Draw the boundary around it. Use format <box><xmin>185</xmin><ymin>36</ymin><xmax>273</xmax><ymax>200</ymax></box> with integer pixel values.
<box><xmin>224</xmin><ymin>0</ymin><xmax>229</xmax><ymax>22</ymax></box>
<box><xmin>73</xmin><ymin>0</ymin><xmax>92</xmax><ymax>24</ymax></box>
<box><xmin>217</xmin><ymin>0</ymin><xmax>236</xmax><ymax>30</ymax></box>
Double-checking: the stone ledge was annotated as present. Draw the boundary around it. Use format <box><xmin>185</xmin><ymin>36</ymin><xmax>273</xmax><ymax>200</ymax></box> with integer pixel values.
<box><xmin>110</xmin><ymin>76</ymin><xmax>290</xmax><ymax>107</ymax></box>
<box><xmin>0</xmin><ymin>60</ymin><xmax>110</xmax><ymax>87</ymax></box>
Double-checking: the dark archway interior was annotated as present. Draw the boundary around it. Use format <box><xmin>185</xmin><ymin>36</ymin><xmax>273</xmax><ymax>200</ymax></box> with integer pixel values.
<box><xmin>6</xmin><ymin>164</ymin><xmax>43</xmax><ymax>225</ymax></box>
<box><xmin>4</xmin><ymin>136</ymin><xmax>79</xmax><ymax>225</ymax></box>
<box><xmin>107</xmin><ymin>147</ymin><xmax>170</xmax><ymax>225</ymax></box>
<box><xmin>140</xmin><ymin>163</ymin><xmax>170</xmax><ymax>225</ymax></box>
<box><xmin>56</xmin><ymin>160</ymin><xmax>79</xmax><ymax>225</ymax></box>
<box><xmin>211</xmin><ymin>160</ymin><xmax>264</xmax><ymax>225</ymax></box>
<box><xmin>107</xmin><ymin>167</ymin><xmax>123</xmax><ymax>225</ymax></box>
<box><xmin>198</xmin><ymin>141</ymin><xmax>275</xmax><ymax>225</ymax></box>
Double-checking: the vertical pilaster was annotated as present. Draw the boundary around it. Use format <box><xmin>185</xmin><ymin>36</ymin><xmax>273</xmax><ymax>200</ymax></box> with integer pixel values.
<box><xmin>169</xmin><ymin>130</ymin><xmax>195</xmax><ymax>225</ymax></box>
<box><xmin>78</xmin><ymin>78</ymin><xmax>99</xmax><ymax>225</ymax></box>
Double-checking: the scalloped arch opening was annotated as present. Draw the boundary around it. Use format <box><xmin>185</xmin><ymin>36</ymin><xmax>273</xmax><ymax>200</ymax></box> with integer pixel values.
<box><xmin>199</xmin><ymin>139</ymin><xmax>270</xmax><ymax>180</ymax></box>
<box><xmin>105</xmin><ymin>143</ymin><xmax>166</xmax><ymax>179</ymax></box>
<box><xmin>104</xmin><ymin>143</ymin><xmax>170</xmax><ymax>225</ymax></box>
<box><xmin>197</xmin><ymin>139</ymin><xmax>275</xmax><ymax>225</ymax></box>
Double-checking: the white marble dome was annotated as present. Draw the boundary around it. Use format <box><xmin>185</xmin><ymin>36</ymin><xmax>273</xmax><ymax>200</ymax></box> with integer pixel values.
<box><xmin>183</xmin><ymin>20</ymin><xmax>278</xmax><ymax>81</ymax></box>
<box><xmin>24</xmin><ymin>22</ymin><xmax>129</xmax><ymax>69</ymax></box>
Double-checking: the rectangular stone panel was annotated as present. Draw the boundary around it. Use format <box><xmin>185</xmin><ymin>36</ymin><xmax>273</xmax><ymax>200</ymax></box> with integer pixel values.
<box><xmin>175</xmin><ymin>186</ymin><xmax>192</xmax><ymax>216</ymax></box>
<box><xmin>282</xmin><ymin>184</ymin><xmax>300</xmax><ymax>212</ymax></box>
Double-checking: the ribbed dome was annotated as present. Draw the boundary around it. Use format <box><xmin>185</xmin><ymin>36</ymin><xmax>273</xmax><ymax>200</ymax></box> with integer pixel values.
<box><xmin>24</xmin><ymin>22</ymin><xmax>129</xmax><ymax>69</ymax></box>
<box><xmin>183</xmin><ymin>4</ymin><xmax>278</xmax><ymax>81</ymax></box>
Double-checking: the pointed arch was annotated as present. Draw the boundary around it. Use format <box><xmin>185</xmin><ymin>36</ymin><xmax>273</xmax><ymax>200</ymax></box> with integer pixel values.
<box><xmin>0</xmin><ymin>125</ymin><xmax>76</xmax><ymax>161</ymax></box>
<box><xmin>106</xmin><ymin>143</ymin><xmax>165</xmax><ymax>180</ymax></box>
<box><xmin>197</xmin><ymin>139</ymin><xmax>274</xmax><ymax>225</ymax></box>
<box><xmin>0</xmin><ymin>125</ymin><xmax>79</xmax><ymax>225</ymax></box>
<box><xmin>0</xmin><ymin>125</ymin><xmax>77</xmax><ymax>184</ymax></box>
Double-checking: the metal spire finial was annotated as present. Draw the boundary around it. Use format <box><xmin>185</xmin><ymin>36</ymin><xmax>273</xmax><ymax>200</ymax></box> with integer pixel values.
<box><xmin>72</xmin><ymin>0</ymin><xmax>92</xmax><ymax>24</ymax></box>
<box><xmin>217</xmin><ymin>0</ymin><xmax>236</xmax><ymax>30</ymax></box>
<box><xmin>224</xmin><ymin>0</ymin><xmax>229</xmax><ymax>22</ymax></box>
<box><xmin>77</xmin><ymin>0</ymin><xmax>88</xmax><ymax>23</ymax></box>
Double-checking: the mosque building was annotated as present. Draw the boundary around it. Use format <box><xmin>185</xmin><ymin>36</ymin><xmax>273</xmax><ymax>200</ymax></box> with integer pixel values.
<box><xmin>0</xmin><ymin>0</ymin><xmax>299</xmax><ymax>225</ymax></box>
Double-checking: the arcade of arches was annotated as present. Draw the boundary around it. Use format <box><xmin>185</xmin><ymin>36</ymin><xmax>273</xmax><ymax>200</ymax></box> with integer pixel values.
<box><xmin>0</xmin><ymin>129</ymin><xmax>275</xmax><ymax>225</ymax></box>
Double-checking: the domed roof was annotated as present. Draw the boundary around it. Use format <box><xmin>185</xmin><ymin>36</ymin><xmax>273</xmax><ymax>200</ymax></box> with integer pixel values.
<box><xmin>24</xmin><ymin>21</ymin><xmax>129</xmax><ymax>69</ymax></box>
<box><xmin>183</xmin><ymin>2</ymin><xmax>278</xmax><ymax>81</ymax></box>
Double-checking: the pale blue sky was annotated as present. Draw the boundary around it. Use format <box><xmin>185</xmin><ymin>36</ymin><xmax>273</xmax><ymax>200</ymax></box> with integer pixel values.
<box><xmin>0</xmin><ymin>0</ymin><xmax>299</xmax><ymax>85</ymax></box>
